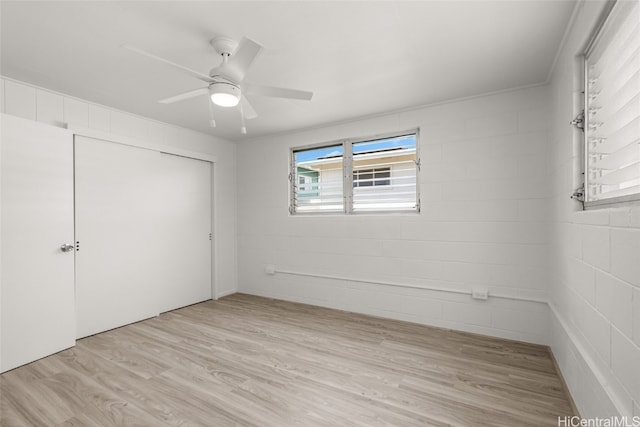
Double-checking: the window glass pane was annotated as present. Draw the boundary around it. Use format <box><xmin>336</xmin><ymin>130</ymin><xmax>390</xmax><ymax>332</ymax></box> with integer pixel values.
<box><xmin>585</xmin><ymin>0</ymin><xmax>640</xmax><ymax>204</ymax></box>
<box><xmin>293</xmin><ymin>144</ymin><xmax>344</xmax><ymax>212</ymax></box>
<box><xmin>352</xmin><ymin>134</ymin><xmax>417</xmax><ymax>212</ymax></box>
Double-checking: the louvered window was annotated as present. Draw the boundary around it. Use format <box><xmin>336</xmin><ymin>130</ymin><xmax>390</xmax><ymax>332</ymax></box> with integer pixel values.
<box><xmin>584</xmin><ymin>0</ymin><xmax>640</xmax><ymax>206</ymax></box>
<box><xmin>290</xmin><ymin>131</ymin><xmax>419</xmax><ymax>214</ymax></box>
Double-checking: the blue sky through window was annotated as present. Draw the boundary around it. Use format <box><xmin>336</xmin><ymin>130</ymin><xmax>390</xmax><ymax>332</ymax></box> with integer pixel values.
<box><xmin>353</xmin><ymin>134</ymin><xmax>415</xmax><ymax>154</ymax></box>
<box><xmin>295</xmin><ymin>145</ymin><xmax>343</xmax><ymax>163</ymax></box>
<box><xmin>295</xmin><ymin>134</ymin><xmax>416</xmax><ymax>163</ymax></box>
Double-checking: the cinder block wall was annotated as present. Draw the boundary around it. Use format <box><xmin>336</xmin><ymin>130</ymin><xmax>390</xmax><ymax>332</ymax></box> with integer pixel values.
<box><xmin>547</xmin><ymin>1</ymin><xmax>640</xmax><ymax>419</ymax></box>
<box><xmin>237</xmin><ymin>85</ymin><xmax>552</xmax><ymax>344</ymax></box>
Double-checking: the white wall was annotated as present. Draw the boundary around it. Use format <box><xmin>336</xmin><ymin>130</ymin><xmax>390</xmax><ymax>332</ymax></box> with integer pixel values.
<box><xmin>548</xmin><ymin>1</ymin><xmax>640</xmax><ymax>419</ymax></box>
<box><xmin>0</xmin><ymin>77</ymin><xmax>238</xmax><ymax>298</ymax></box>
<box><xmin>237</xmin><ymin>85</ymin><xmax>552</xmax><ymax>344</ymax></box>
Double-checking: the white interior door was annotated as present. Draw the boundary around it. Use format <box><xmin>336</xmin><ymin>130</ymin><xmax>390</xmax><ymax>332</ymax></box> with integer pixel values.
<box><xmin>1</xmin><ymin>114</ymin><xmax>76</xmax><ymax>373</ymax></box>
<box><xmin>74</xmin><ymin>136</ymin><xmax>212</xmax><ymax>338</ymax></box>
<box><xmin>156</xmin><ymin>153</ymin><xmax>212</xmax><ymax>313</ymax></box>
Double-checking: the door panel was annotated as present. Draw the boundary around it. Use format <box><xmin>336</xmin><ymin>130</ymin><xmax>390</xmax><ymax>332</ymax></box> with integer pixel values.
<box><xmin>75</xmin><ymin>136</ymin><xmax>164</xmax><ymax>338</ymax></box>
<box><xmin>156</xmin><ymin>154</ymin><xmax>212</xmax><ymax>313</ymax></box>
<box><xmin>1</xmin><ymin>114</ymin><xmax>76</xmax><ymax>372</ymax></box>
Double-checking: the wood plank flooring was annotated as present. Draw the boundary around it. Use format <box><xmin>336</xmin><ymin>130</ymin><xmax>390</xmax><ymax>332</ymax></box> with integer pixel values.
<box><xmin>0</xmin><ymin>293</ymin><xmax>575</xmax><ymax>426</ymax></box>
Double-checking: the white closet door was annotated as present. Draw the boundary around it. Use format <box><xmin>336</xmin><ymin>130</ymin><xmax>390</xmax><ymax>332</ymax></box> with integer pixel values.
<box><xmin>75</xmin><ymin>136</ymin><xmax>167</xmax><ymax>338</ymax></box>
<box><xmin>156</xmin><ymin>153</ymin><xmax>212</xmax><ymax>313</ymax></box>
<box><xmin>74</xmin><ymin>136</ymin><xmax>212</xmax><ymax>338</ymax></box>
<box><xmin>1</xmin><ymin>115</ymin><xmax>76</xmax><ymax>372</ymax></box>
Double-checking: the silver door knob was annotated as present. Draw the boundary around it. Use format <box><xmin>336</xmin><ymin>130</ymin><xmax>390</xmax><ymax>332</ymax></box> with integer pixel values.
<box><xmin>60</xmin><ymin>244</ymin><xmax>75</xmax><ymax>252</ymax></box>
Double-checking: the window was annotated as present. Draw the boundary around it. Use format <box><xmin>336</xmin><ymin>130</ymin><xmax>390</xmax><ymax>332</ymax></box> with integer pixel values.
<box><xmin>290</xmin><ymin>131</ymin><xmax>419</xmax><ymax>214</ymax></box>
<box><xmin>353</xmin><ymin>168</ymin><xmax>391</xmax><ymax>187</ymax></box>
<box><xmin>583</xmin><ymin>0</ymin><xmax>640</xmax><ymax>206</ymax></box>
<box><xmin>298</xmin><ymin>174</ymin><xmax>318</xmax><ymax>196</ymax></box>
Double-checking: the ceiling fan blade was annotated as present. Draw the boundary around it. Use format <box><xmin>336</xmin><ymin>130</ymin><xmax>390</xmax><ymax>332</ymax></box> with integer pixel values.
<box><xmin>244</xmin><ymin>83</ymin><xmax>313</xmax><ymax>101</ymax></box>
<box><xmin>158</xmin><ymin>87</ymin><xmax>209</xmax><ymax>104</ymax></box>
<box><xmin>239</xmin><ymin>96</ymin><xmax>258</xmax><ymax>119</ymax></box>
<box><xmin>122</xmin><ymin>44</ymin><xmax>214</xmax><ymax>84</ymax></box>
<box><xmin>222</xmin><ymin>37</ymin><xmax>263</xmax><ymax>82</ymax></box>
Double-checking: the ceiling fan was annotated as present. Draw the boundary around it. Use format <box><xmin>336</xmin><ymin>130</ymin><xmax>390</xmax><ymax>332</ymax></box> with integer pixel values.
<box><xmin>123</xmin><ymin>36</ymin><xmax>313</xmax><ymax>134</ymax></box>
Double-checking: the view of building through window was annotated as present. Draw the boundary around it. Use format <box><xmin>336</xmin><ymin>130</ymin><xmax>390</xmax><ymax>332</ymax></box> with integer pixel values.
<box><xmin>294</xmin><ymin>144</ymin><xmax>344</xmax><ymax>212</ymax></box>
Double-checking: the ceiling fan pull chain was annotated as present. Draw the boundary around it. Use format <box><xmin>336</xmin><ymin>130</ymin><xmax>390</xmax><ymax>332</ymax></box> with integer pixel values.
<box><xmin>239</xmin><ymin>100</ymin><xmax>247</xmax><ymax>134</ymax></box>
<box><xmin>208</xmin><ymin>98</ymin><xmax>217</xmax><ymax>128</ymax></box>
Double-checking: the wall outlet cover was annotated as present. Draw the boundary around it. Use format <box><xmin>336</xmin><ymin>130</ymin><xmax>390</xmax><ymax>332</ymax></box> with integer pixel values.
<box><xmin>471</xmin><ymin>287</ymin><xmax>489</xmax><ymax>300</ymax></box>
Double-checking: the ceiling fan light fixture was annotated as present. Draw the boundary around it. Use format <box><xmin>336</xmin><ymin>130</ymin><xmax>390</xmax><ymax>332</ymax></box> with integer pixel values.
<box><xmin>209</xmin><ymin>82</ymin><xmax>241</xmax><ymax>107</ymax></box>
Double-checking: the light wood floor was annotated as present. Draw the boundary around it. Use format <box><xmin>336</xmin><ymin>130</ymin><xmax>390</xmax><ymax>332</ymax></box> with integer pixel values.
<box><xmin>1</xmin><ymin>293</ymin><xmax>574</xmax><ymax>426</ymax></box>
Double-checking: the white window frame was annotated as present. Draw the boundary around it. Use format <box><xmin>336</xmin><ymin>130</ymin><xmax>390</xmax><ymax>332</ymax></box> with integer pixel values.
<box><xmin>289</xmin><ymin>129</ymin><xmax>420</xmax><ymax>215</ymax></box>
<box><xmin>581</xmin><ymin>0</ymin><xmax>640</xmax><ymax>208</ymax></box>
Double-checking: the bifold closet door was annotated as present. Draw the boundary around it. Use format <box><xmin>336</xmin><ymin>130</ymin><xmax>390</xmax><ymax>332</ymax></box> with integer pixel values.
<box><xmin>74</xmin><ymin>136</ymin><xmax>212</xmax><ymax>338</ymax></box>
<box><xmin>1</xmin><ymin>115</ymin><xmax>76</xmax><ymax>372</ymax></box>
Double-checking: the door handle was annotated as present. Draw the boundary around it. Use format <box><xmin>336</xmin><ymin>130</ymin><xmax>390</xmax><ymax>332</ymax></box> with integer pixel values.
<box><xmin>60</xmin><ymin>244</ymin><xmax>75</xmax><ymax>253</ymax></box>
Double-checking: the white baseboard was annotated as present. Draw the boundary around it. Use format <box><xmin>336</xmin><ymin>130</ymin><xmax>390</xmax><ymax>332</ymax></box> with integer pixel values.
<box><xmin>548</xmin><ymin>303</ymin><xmax>625</xmax><ymax>418</ymax></box>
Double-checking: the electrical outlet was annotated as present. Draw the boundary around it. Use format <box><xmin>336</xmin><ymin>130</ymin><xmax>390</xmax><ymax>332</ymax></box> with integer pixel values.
<box><xmin>265</xmin><ymin>265</ymin><xmax>276</xmax><ymax>275</ymax></box>
<box><xmin>471</xmin><ymin>287</ymin><xmax>489</xmax><ymax>300</ymax></box>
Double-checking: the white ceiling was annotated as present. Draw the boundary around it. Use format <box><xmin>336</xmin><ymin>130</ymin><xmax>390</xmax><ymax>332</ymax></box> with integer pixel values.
<box><xmin>1</xmin><ymin>1</ymin><xmax>576</xmax><ymax>142</ymax></box>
